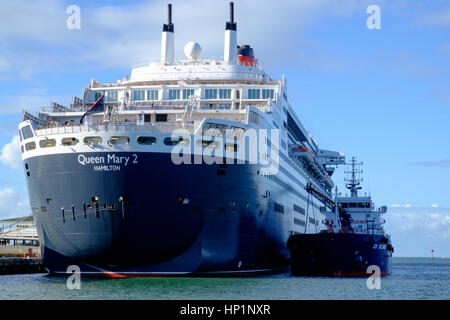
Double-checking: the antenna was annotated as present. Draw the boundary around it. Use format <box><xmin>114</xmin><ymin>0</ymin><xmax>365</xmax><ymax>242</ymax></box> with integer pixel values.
<box><xmin>344</xmin><ymin>156</ymin><xmax>363</xmax><ymax>197</ymax></box>
<box><xmin>168</xmin><ymin>3</ymin><xmax>172</xmax><ymax>24</ymax></box>
<box><xmin>230</xmin><ymin>2</ymin><xmax>234</xmax><ymax>24</ymax></box>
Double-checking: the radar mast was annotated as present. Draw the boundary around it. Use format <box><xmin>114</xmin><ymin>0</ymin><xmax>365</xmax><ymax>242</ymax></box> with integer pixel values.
<box><xmin>344</xmin><ymin>157</ymin><xmax>363</xmax><ymax>197</ymax></box>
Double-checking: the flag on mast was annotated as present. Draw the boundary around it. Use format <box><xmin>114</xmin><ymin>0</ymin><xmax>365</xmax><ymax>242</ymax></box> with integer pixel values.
<box><xmin>80</xmin><ymin>96</ymin><xmax>105</xmax><ymax>124</ymax></box>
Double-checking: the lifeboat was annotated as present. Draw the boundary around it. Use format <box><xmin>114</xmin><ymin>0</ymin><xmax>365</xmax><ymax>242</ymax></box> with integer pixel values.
<box><xmin>290</xmin><ymin>145</ymin><xmax>334</xmax><ymax>189</ymax></box>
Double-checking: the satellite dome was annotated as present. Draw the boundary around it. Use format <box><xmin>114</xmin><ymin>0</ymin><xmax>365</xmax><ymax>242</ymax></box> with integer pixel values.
<box><xmin>184</xmin><ymin>42</ymin><xmax>201</xmax><ymax>59</ymax></box>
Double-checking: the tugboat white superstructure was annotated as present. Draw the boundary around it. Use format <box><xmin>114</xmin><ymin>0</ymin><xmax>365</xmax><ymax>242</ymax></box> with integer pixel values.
<box><xmin>18</xmin><ymin>3</ymin><xmax>345</xmax><ymax>276</ymax></box>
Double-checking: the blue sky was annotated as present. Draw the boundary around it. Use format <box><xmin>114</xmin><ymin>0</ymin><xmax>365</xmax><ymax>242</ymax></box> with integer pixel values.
<box><xmin>0</xmin><ymin>0</ymin><xmax>449</xmax><ymax>257</ymax></box>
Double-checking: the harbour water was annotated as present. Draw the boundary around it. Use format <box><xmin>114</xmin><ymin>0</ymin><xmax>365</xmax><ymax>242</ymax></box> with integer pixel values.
<box><xmin>0</xmin><ymin>257</ymin><xmax>448</xmax><ymax>300</ymax></box>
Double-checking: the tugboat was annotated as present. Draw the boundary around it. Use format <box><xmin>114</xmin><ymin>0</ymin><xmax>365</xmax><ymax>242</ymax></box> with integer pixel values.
<box><xmin>287</xmin><ymin>157</ymin><xmax>393</xmax><ymax>276</ymax></box>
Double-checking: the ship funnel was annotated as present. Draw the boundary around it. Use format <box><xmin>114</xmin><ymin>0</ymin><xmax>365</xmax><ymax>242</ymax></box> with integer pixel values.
<box><xmin>161</xmin><ymin>4</ymin><xmax>175</xmax><ymax>65</ymax></box>
<box><xmin>223</xmin><ymin>2</ymin><xmax>237</xmax><ymax>64</ymax></box>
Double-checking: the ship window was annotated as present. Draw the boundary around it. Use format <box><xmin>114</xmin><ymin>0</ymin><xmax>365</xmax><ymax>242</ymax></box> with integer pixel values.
<box><xmin>219</xmin><ymin>89</ymin><xmax>231</xmax><ymax>99</ymax></box>
<box><xmin>25</xmin><ymin>141</ymin><xmax>36</xmax><ymax>151</ymax></box>
<box><xmin>248</xmin><ymin>89</ymin><xmax>260</xmax><ymax>99</ymax></box>
<box><xmin>83</xmin><ymin>136</ymin><xmax>102</xmax><ymax>146</ymax></box>
<box><xmin>226</xmin><ymin>126</ymin><xmax>245</xmax><ymax>140</ymax></box>
<box><xmin>262</xmin><ymin>89</ymin><xmax>274</xmax><ymax>99</ymax></box>
<box><xmin>133</xmin><ymin>90</ymin><xmax>145</xmax><ymax>101</ymax></box>
<box><xmin>21</xmin><ymin>145</ymin><xmax>24</xmax><ymax>153</ymax></box>
<box><xmin>349</xmin><ymin>203</ymin><xmax>357</xmax><ymax>208</ymax></box>
<box><xmin>168</xmin><ymin>89</ymin><xmax>180</xmax><ymax>100</ymax></box>
<box><xmin>147</xmin><ymin>90</ymin><xmax>159</xmax><ymax>100</ymax></box>
<box><xmin>106</xmin><ymin>91</ymin><xmax>118</xmax><ymax>102</ymax></box>
<box><xmin>21</xmin><ymin>125</ymin><xmax>34</xmax><ymax>140</ymax></box>
<box><xmin>341</xmin><ymin>203</ymin><xmax>348</xmax><ymax>208</ymax></box>
<box><xmin>204</xmin><ymin>89</ymin><xmax>217</xmax><ymax>99</ymax></box>
<box><xmin>274</xmin><ymin>202</ymin><xmax>284</xmax><ymax>214</ymax></box>
<box><xmin>203</xmin><ymin>122</ymin><xmax>227</xmax><ymax>137</ymax></box>
<box><xmin>294</xmin><ymin>218</ymin><xmax>305</xmax><ymax>227</ymax></box>
<box><xmin>109</xmin><ymin>136</ymin><xmax>130</xmax><ymax>145</ymax></box>
<box><xmin>155</xmin><ymin>114</ymin><xmax>168</xmax><ymax>122</ymax></box>
<box><xmin>163</xmin><ymin>136</ymin><xmax>189</xmax><ymax>146</ymax></box>
<box><xmin>137</xmin><ymin>136</ymin><xmax>157</xmax><ymax>145</ymax></box>
<box><xmin>62</xmin><ymin>137</ymin><xmax>79</xmax><ymax>146</ymax></box>
<box><xmin>182</xmin><ymin>89</ymin><xmax>195</xmax><ymax>99</ymax></box>
<box><xmin>358</xmin><ymin>202</ymin><xmax>365</xmax><ymax>208</ymax></box>
<box><xmin>293</xmin><ymin>204</ymin><xmax>305</xmax><ymax>215</ymax></box>
<box><xmin>224</xmin><ymin>143</ymin><xmax>238</xmax><ymax>152</ymax></box>
<box><xmin>197</xmin><ymin>139</ymin><xmax>220</xmax><ymax>148</ymax></box>
<box><xmin>249</xmin><ymin>111</ymin><xmax>261</xmax><ymax>124</ymax></box>
<box><xmin>94</xmin><ymin>92</ymin><xmax>102</xmax><ymax>100</ymax></box>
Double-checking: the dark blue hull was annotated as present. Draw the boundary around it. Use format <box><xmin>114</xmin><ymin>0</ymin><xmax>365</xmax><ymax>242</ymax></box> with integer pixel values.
<box><xmin>24</xmin><ymin>151</ymin><xmax>291</xmax><ymax>276</ymax></box>
<box><xmin>287</xmin><ymin>233</ymin><xmax>393</xmax><ymax>276</ymax></box>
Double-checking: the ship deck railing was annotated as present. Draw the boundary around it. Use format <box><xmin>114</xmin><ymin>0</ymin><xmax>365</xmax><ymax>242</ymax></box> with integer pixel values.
<box><xmin>42</xmin><ymin>99</ymin><xmax>273</xmax><ymax>114</ymax></box>
<box><xmin>34</xmin><ymin>121</ymin><xmax>199</xmax><ymax>136</ymax></box>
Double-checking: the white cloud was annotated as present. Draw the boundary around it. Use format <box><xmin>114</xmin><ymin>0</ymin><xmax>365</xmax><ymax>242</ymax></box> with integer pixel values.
<box><xmin>0</xmin><ymin>0</ymin><xmax>371</xmax><ymax>80</ymax></box>
<box><xmin>417</xmin><ymin>7</ymin><xmax>450</xmax><ymax>27</ymax></box>
<box><xmin>0</xmin><ymin>188</ymin><xmax>29</xmax><ymax>220</ymax></box>
<box><xmin>414</xmin><ymin>160</ymin><xmax>450</xmax><ymax>168</ymax></box>
<box><xmin>431</xmin><ymin>204</ymin><xmax>439</xmax><ymax>208</ymax></box>
<box><xmin>0</xmin><ymin>135</ymin><xmax>21</xmax><ymax>169</ymax></box>
<box><xmin>0</xmin><ymin>93</ymin><xmax>71</xmax><ymax>115</ymax></box>
<box><xmin>386</xmin><ymin>207</ymin><xmax>450</xmax><ymax>239</ymax></box>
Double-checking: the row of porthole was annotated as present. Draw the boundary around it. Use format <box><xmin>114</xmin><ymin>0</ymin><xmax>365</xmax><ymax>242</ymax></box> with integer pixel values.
<box><xmin>22</xmin><ymin>136</ymin><xmax>239</xmax><ymax>152</ymax></box>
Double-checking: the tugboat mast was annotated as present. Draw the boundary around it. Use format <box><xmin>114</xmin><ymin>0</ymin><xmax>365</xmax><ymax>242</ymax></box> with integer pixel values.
<box><xmin>344</xmin><ymin>157</ymin><xmax>363</xmax><ymax>197</ymax></box>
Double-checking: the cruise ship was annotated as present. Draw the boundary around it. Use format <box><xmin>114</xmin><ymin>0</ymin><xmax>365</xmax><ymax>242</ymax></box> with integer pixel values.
<box><xmin>18</xmin><ymin>3</ymin><xmax>345</xmax><ymax>276</ymax></box>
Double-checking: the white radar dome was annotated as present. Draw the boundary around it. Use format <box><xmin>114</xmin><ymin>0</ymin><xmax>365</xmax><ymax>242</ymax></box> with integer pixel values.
<box><xmin>184</xmin><ymin>42</ymin><xmax>201</xmax><ymax>59</ymax></box>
